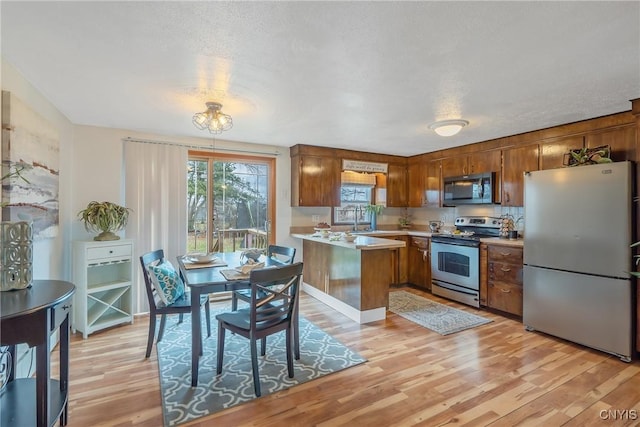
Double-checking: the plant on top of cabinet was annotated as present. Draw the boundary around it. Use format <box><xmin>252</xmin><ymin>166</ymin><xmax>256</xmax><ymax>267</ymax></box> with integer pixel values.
<box><xmin>564</xmin><ymin>145</ymin><xmax>612</xmax><ymax>167</ymax></box>
<box><xmin>78</xmin><ymin>201</ymin><xmax>131</xmax><ymax>241</ymax></box>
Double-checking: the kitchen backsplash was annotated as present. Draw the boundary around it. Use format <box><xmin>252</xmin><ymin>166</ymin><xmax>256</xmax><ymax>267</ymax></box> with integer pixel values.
<box><xmin>291</xmin><ymin>205</ymin><xmax>525</xmax><ymax>235</ymax></box>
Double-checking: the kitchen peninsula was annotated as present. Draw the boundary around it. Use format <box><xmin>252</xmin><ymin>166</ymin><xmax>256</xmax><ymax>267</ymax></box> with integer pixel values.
<box><xmin>292</xmin><ymin>233</ymin><xmax>406</xmax><ymax>323</ymax></box>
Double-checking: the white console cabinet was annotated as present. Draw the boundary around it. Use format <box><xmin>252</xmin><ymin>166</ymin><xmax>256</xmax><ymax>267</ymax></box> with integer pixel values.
<box><xmin>72</xmin><ymin>239</ymin><xmax>134</xmax><ymax>339</ymax></box>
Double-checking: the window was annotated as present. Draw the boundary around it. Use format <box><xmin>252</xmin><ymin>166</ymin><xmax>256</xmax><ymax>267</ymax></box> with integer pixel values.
<box><xmin>334</xmin><ymin>185</ymin><xmax>373</xmax><ymax>225</ymax></box>
<box><xmin>186</xmin><ymin>152</ymin><xmax>275</xmax><ymax>253</ymax></box>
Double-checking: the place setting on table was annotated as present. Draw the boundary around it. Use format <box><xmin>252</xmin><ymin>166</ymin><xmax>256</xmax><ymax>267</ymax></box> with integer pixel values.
<box><xmin>180</xmin><ymin>252</ymin><xmax>228</xmax><ymax>270</ymax></box>
<box><xmin>179</xmin><ymin>249</ymin><xmax>271</xmax><ymax>280</ymax></box>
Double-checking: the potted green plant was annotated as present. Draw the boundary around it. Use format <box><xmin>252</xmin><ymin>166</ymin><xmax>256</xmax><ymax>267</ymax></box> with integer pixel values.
<box><xmin>78</xmin><ymin>201</ymin><xmax>131</xmax><ymax>241</ymax></box>
<box><xmin>364</xmin><ymin>204</ymin><xmax>384</xmax><ymax>231</ymax></box>
<box><xmin>565</xmin><ymin>145</ymin><xmax>612</xmax><ymax>167</ymax></box>
<box><xmin>398</xmin><ymin>208</ymin><xmax>411</xmax><ymax>229</ymax></box>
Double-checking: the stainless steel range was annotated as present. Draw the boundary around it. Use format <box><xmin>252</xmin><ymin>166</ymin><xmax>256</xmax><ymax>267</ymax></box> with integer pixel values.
<box><xmin>430</xmin><ymin>216</ymin><xmax>501</xmax><ymax>307</ymax></box>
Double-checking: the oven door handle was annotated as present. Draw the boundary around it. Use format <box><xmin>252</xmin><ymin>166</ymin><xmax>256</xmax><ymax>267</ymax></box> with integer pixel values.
<box><xmin>432</xmin><ymin>280</ymin><xmax>478</xmax><ymax>296</ymax></box>
<box><xmin>431</xmin><ymin>238</ymin><xmax>479</xmax><ymax>248</ymax></box>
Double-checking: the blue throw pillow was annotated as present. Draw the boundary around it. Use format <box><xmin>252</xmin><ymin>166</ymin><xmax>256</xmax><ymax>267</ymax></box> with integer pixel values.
<box><xmin>148</xmin><ymin>260</ymin><xmax>185</xmax><ymax>305</ymax></box>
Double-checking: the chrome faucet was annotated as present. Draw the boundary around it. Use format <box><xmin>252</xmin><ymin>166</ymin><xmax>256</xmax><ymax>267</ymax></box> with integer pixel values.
<box><xmin>353</xmin><ymin>206</ymin><xmax>360</xmax><ymax>231</ymax></box>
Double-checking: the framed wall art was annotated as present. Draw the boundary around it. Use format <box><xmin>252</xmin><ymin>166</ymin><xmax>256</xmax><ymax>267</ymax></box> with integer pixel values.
<box><xmin>1</xmin><ymin>91</ymin><xmax>59</xmax><ymax>239</ymax></box>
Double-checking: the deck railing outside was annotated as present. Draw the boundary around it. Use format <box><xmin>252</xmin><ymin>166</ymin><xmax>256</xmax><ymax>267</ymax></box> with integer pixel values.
<box><xmin>187</xmin><ymin>228</ymin><xmax>268</xmax><ymax>254</ymax></box>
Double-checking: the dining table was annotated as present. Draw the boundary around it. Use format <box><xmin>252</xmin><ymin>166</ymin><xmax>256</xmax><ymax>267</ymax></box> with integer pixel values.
<box><xmin>176</xmin><ymin>251</ymin><xmax>285</xmax><ymax>386</ymax></box>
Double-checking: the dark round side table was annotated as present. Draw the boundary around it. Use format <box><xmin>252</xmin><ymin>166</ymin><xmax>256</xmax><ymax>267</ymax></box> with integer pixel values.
<box><xmin>0</xmin><ymin>280</ymin><xmax>75</xmax><ymax>427</ymax></box>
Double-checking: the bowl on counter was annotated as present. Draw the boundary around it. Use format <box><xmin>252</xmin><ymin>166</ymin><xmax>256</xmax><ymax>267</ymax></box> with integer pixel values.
<box><xmin>314</xmin><ymin>228</ymin><xmax>331</xmax><ymax>239</ymax></box>
<box><xmin>343</xmin><ymin>234</ymin><xmax>357</xmax><ymax>243</ymax></box>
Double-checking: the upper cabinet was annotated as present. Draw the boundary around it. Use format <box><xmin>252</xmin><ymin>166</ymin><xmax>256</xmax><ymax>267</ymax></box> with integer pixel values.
<box><xmin>425</xmin><ymin>159</ymin><xmax>442</xmax><ymax>207</ymax></box>
<box><xmin>291</xmin><ymin>108</ymin><xmax>638</xmax><ymax>210</ymax></box>
<box><xmin>386</xmin><ymin>163</ymin><xmax>408</xmax><ymax>207</ymax></box>
<box><xmin>539</xmin><ymin>125</ymin><xmax>636</xmax><ymax>171</ymax></box>
<box><xmin>408</xmin><ymin>157</ymin><xmax>441</xmax><ymax>207</ymax></box>
<box><xmin>502</xmin><ymin>144</ymin><xmax>539</xmax><ymax>206</ymax></box>
<box><xmin>407</xmin><ymin>159</ymin><xmax>426</xmax><ymax>207</ymax></box>
<box><xmin>586</xmin><ymin>126</ymin><xmax>636</xmax><ymax>162</ymax></box>
<box><xmin>540</xmin><ymin>136</ymin><xmax>584</xmax><ymax>170</ymax></box>
<box><xmin>291</xmin><ymin>146</ymin><xmax>340</xmax><ymax>207</ymax></box>
<box><xmin>441</xmin><ymin>150</ymin><xmax>501</xmax><ymax>178</ymax></box>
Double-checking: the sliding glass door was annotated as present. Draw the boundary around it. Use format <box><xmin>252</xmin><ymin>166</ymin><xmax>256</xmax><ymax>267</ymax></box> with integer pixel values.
<box><xmin>186</xmin><ymin>152</ymin><xmax>275</xmax><ymax>253</ymax></box>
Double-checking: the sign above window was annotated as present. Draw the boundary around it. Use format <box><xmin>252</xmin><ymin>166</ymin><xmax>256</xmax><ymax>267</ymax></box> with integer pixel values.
<box><xmin>342</xmin><ymin>159</ymin><xmax>388</xmax><ymax>174</ymax></box>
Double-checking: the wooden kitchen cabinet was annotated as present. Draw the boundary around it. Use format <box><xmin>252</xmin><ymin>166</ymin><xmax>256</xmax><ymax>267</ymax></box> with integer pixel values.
<box><xmin>586</xmin><ymin>125</ymin><xmax>636</xmax><ymax>162</ymax></box>
<box><xmin>291</xmin><ymin>153</ymin><xmax>340</xmax><ymax>207</ymax></box>
<box><xmin>408</xmin><ymin>158</ymin><xmax>441</xmax><ymax>207</ymax></box>
<box><xmin>487</xmin><ymin>244</ymin><xmax>523</xmax><ymax>316</ymax></box>
<box><xmin>502</xmin><ymin>144</ymin><xmax>539</xmax><ymax>207</ymax></box>
<box><xmin>424</xmin><ymin>159</ymin><xmax>441</xmax><ymax>206</ymax></box>
<box><xmin>387</xmin><ymin>235</ymin><xmax>409</xmax><ymax>285</ymax></box>
<box><xmin>538</xmin><ymin>125</ymin><xmax>636</xmax><ymax>171</ymax></box>
<box><xmin>407</xmin><ymin>237</ymin><xmax>430</xmax><ymax>290</ymax></box>
<box><xmin>540</xmin><ymin>135</ymin><xmax>584</xmax><ymax>170</ymax></box>
<box><xmin>441</xmin><ymin>150</ymin><xmax>501</xmax><ymax>178</ymax></box>
<box><xmin>386</xmin><ymin>163</ymin><xmax>408</xmax><ymax>207</ymax></box>
<box><xmin>407</xmin><ymin>159</ymin><xmax>426</xmax><ymax>207</ymax></box>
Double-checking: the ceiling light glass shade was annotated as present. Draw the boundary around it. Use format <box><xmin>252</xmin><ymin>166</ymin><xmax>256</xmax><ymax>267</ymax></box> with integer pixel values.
<box><xmin>192</xmin><ymin>102</ymin><xmax>233</xmax><ymax>134</ymax></box>
<box><xmin>428</xmin><ymin>119</ymin><xmax>469</xmax><ymax>137</ymax></box>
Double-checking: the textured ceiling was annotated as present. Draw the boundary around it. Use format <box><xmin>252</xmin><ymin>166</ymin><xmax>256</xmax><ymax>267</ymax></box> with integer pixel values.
<box><xmin>1</xmin><ymin>1</ymin><xmax>639</xmax><ymax>156</ymax></box>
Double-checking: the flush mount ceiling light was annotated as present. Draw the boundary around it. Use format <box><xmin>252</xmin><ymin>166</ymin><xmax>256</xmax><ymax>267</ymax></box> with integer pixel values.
<box><xmin>192</xmin><ymin>102</ymin><xmax>233</xmax><ymax>134</ymax></box>
<box><xmin>428</xmin><ymin>119</ymin><xmax>469</xmax><ymax>137</ymax></box>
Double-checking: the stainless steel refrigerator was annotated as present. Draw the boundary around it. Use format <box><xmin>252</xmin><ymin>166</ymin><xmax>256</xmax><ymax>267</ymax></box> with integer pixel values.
<box><xmin>523</xmin><ymin>161</ymin><xmax>634</xmax><ymax>361</ymax></box>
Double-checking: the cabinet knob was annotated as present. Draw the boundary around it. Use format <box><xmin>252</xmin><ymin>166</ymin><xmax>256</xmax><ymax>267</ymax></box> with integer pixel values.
<box><xmin>500</xmin><ymin>252</ymin><xmax>511</xmax><ymax>256</ymax></box>
<box><xmin>500</xmin><ymin>267</ymin><xmax>511</xmax><ymax>272</ymax></box>
<box><xmin>500</xmin><ymin>288</ymin><xmax>511</xmax><ymax>293</ymax></box>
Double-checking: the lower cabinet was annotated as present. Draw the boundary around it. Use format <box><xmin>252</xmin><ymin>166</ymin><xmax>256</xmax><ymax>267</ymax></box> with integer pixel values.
<box><xmin>487</xmin><ymin>244</ymin><xmax>523</xmax><ymax>316</ymax></box>
<box><xmin>388</xmin><ymin>236</ymin><xmax>409</xmax><ymax>285</ymax></box>
<box><xmin>408</xmin><ymin>237</ymin><xmax>430</xmax><ymax>290</ymax></box>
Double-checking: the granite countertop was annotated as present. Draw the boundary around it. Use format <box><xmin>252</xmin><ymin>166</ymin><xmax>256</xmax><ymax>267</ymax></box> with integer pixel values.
<box><xmin>480</xmin><ymin>237</ymin><xmax>524</xmax><ymax>247</ymax></box>
<box><xmin>291</xmin><ymin>229</ymin><xmax>524</xmax><ymax>247</ymax></box>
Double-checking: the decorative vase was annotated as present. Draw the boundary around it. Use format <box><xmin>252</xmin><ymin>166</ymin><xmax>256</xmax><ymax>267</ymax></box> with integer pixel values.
<box><xmin>0</xmin><ymin>221</ymin><xmax>33</xmax><ymax>291</ymax></box>
<box><xmin>94</xmin><ymin>230</ymin><xmax>120</xmax><ymax>241</ymax></box>
<box><xmin>370</xmin><ymin>214</ymin><xmax>377</xmax><ymax>231</ymax></box>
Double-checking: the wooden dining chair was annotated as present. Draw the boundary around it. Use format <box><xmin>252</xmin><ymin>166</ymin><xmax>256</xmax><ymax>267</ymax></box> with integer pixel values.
<box><xmin>139</xmin><ymin>249</ymin><xmax>211</xmax><ymax>358</ymax></box>
<box><xmin>230</xmin><ymin>245</ymin><xmax>299</xmax><ymax>358</ymax></box>
<box><xmin>231</xmin><ymin>245</ymin><xmax>296</xmax><ymax>310</ymax></box>
<box><xmin>216</xmin><ymin>262</ymin><xmax>303</xmax><ymax>397</ymax></box>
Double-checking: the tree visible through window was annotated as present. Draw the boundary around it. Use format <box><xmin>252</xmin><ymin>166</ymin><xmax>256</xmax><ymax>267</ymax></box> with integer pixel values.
<box><xmin>187</xmin><ymin>153</ymin><xmax>274</xmax><ymax>253</ymax></box>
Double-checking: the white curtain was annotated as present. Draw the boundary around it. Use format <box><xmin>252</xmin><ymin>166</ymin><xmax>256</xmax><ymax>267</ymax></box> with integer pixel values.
<box><xmin>124</xmin><ymin>140</ymin><xmax>187</xmax><ymax>314</ymax></box>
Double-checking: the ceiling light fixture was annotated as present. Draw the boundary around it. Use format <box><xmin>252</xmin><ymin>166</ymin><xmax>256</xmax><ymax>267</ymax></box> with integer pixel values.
<box><xmin>192</xmin><ymin>102</ymin><xmax>233</xmax><ymax>134</ymax></box>
<box><xmin>428</xmin><ymin>119</ymin><xmax>469</xmax><ymax>137</ymax></box>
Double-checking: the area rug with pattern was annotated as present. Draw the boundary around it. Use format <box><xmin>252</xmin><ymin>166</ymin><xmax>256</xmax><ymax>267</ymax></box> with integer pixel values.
<box><xmin>388</xmin><ymin>290</ymin><xmax>492</xmax><ymax>335</ymax></box>
<box><xmin>156</xmin><ymin>309</ymin><xmax>367</xmax><ymax>426</ymax></box>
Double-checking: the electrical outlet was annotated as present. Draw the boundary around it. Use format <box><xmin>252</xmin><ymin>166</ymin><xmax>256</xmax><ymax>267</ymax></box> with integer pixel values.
<box><xmin>312</xmin><ymin>215</ymin><xmax>320</xmax><ymax>222</ymax></box>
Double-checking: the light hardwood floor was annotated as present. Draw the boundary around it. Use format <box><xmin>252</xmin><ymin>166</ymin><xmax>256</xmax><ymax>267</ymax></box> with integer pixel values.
<box><xmin>54</xmin><ymin>287</ymin><xmax>640</xmax><ymax>426</ymax></box>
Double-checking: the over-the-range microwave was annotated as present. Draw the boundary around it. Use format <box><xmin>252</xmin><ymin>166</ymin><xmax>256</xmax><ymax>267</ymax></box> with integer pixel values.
<box><xmin>443</xmin><ymin>172</ymin><xmax>496</xmax><ymax>206</ymax></box>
